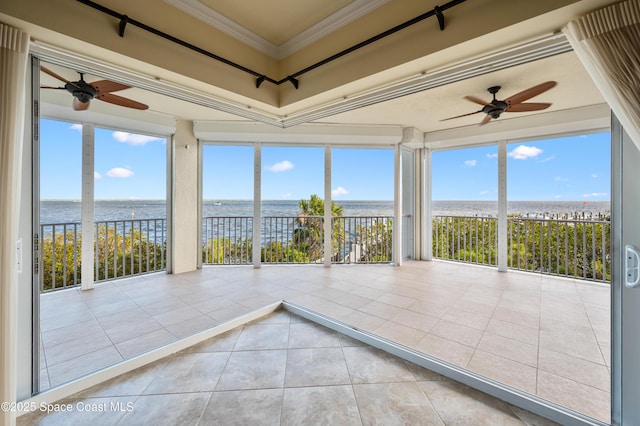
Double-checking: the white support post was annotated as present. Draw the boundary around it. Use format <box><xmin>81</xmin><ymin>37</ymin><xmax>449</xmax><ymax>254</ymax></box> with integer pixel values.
<box><xmin>324</xmin><ymin>145</ymin><xmax>332</xmax><ymax>267</ymax></box>
<box><xmin>81</xmin><ymin>124</ymin><xmax>95</xmax><ymax>290</ymax></box>
<box><xmin>253</xmin><ymin>144</ymin><xmax>262</xmax><ymax>268</ymax></box>
<box><xmin>498</xmin><ymin>140</ymin><xmax>508</xmax><ymax>272</ymax></box>
<box><xmin>393</xmin><ymin>143</ymin><xmax>403</xmax><ymax>266</ymax></box>
<box><xmin>423</xmin><ymin>148</ymin><xmax>433</xmax><ymax>260</ymax></box>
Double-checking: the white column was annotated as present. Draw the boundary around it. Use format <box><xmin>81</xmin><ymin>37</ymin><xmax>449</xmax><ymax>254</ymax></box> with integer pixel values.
<box><xmin>172</xmin><ymin>119</ymin><xmax>199</xmax><ymax>273</ymax></box>
<box><xmin>81</xmin><ymin>124</ymin><xmax>95</xmax><ymax>290</ymax></box>
<box><xmin>324</xmin><ymin>145</ymin><xmax>332</xmax><ymax>267</ymax></box>
<box><xmin>393</xmin><ymin>143</ymin><xmax>403</xmax><ymax>266</ymax></box>
<box><xmin>423</xmin><ymin>148</ymin><xmax>433</xmax><ymax>260</ymax></box>
<box><xmin>498</xmin><ymin>140</ymin><xmax>508</xmax><ymax>272</ymax></box>
<box><xmin>253</xmin><ymin>144</ymin><xmax>262</xmax><ymax>268</ymax></box>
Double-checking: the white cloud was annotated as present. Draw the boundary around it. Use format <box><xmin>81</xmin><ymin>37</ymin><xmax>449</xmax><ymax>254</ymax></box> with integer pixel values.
<box><xmin>106</xmin><ymin>167</ymin><xmax>134</xmax><ymax>178</ymax></box>
<box><xmin>464</xmin><ymin>160</ymin><xmax>477</xmax><ymax>167</ymax></box>
<box><xmin>112</xmin><ymin>131</ymin><xmax>161</xmax><ymax>146</ymax></box>
<box><xmin>281</xmin><ymin>192</ymin><xmax>292</xmax><ymax>199</ymax></box>
<box><xmin>592</xmin><ymin>173</ymin><xmax>599</xmax><ymax>178</ymax></box>
<box><xmin>70</xmin><ymin>124</ymin><xmax>82</xmax><ymax>131</ymax></box>
<box><xmin>555</xmin><ymin>194</ymin><xmax>563</xmax><ymax>199</ymax></box>
<box><xmin>583</xmin><ymin>192</ymin><xmax>607</xmax><ymax>198</ymax></box>
<box><xmin>266</xmin><ymin>160</ymin><xmax>294</xmax><ymax>173</ymax></box>
<box><xmin>508</xmin><ymin>145</ymin><xmax>543</xmax><ymax>160</ymax></box>
<box><xmin>486</xmin><ymin>153</ymin><xmax>498</xmax><ymax>159</ymax></box>
<box><xmin>540</xmin><ymin>155</ymin><xmax>555</xmax><ymax>162</ymax></box>
<box><xmin>332</xmin><ymin>186</ymin><xmax>349</xmax><ymax>197</ymax></box>
<box><xmin>94</xmin><ymin>171</ymin><xmax>102</xmax><ymax>179</ymax></box>
<box><xmin>554</xmin><ymin>176</ymin><xmax>568</xmax><ymax>182</ymax></box>
<box><xmin>479</xmin><ymin>190</ymin><xmax>489</xmax><ymax>195</ymax></box>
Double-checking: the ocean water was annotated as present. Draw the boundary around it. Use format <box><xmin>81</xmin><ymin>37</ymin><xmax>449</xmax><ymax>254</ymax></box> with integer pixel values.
<box><xmin>39</xmin><ymin>199</ymin><xmax>611</xmax><ymax>224</ymax></box>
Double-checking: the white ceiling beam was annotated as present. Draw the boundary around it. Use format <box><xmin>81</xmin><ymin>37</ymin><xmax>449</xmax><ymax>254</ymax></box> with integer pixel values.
<box><xmin>194</xmin><ymin>121</ymin><xmax>402</xmax><ymax>145</ymax></box>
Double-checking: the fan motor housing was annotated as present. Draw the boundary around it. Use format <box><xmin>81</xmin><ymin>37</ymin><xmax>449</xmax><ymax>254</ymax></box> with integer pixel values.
<box><xmin>65</xmin><ymin>81</ymin><xmax>97</xmax><ymax>103</ymax></box>
<box><xmin>483</xmin><ymin>100</ymin><xmax>508</xmax><ymax>119</ymax></box>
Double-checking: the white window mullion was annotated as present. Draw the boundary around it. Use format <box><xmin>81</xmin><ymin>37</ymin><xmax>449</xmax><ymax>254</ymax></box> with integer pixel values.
<box><xmin>324</xmin><ymin>145</ymin><xmax>332</xmax><ymax>267</ymax></box>
<box><xmin>497</xmin><ymin>140</ymin><xmax>507</xmax><ymax>272</ymax></box>
<box><xmin>393</xmin><ymin>143</ymin><xmax>403</xmax><ymax>266</ymax></box>
<box><xmin>253</xmin><ymin>143</ymin><xmax>262</xmax><ymax>268</ymax></box>
<box><xmin>81</xmin><ymin>124</ymin><xmax>95</xmax><ymax>290</ymax></box>
<box><xmin>423</xmin><ymin>148</ymin><xmax>433</xmax><ymax>261</ymax></box>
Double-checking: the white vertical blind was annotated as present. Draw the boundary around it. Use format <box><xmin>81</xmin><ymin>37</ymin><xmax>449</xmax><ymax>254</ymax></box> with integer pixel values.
<box><xmin>563</xmin><ymin>0</ymin><xmax>640</xmax><ymax>149</ymax></box>
<box><xmin>0</xmin><ymin>22</ymin><xmax>30</xmax><ymax>425</ymax></box>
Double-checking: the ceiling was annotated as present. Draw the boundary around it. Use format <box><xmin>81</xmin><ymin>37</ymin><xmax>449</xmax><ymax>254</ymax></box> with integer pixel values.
<box><xmin>16</xmin><ymin>0</ymin><xmax>611</xmax><ymax>135</ymax></box>
<box><xmin>164</xmin><ymin>0</ymin><xmax>390</xmax><ymax>58</ymax></box>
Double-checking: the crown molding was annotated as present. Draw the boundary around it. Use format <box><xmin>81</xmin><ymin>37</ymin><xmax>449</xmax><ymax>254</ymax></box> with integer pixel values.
<box><xmin>163</xmin><ymin>0</ymin><xmax>390</xmax><ymax>59</ymax></box>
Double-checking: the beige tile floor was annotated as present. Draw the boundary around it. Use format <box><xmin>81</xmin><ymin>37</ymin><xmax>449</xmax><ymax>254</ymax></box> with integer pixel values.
<box><xmin>37</xmin><ymin>260</ymin><xmax>610</xmax><ymax>423</ymax></box>
<box><xmin>24</xmin><ymin>310</ymin><xmax>560</xmax><ymax>425</ymax></box>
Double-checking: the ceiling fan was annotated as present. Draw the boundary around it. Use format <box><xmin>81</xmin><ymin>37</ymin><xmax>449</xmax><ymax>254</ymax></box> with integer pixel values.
<box><xmin>40</xmin><ymin>66</ymin><xmax>148</xmax><ymax>111</ymax></box>
<box><xmin>442</xmin><ymin>81</ymin><xmax>557</xmax><ymax>125</ymax></box>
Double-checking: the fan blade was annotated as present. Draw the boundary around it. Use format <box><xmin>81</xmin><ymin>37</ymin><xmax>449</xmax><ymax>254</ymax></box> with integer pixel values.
<box><xmin>97</xmin><ymin>93</ymin><xmax>148</xmax><ymax>110</ymax></box>
<box><xmin>40</xmin><ymin>86</ymin><xmax>66</xmax><ymax>90</ymax></box>
<box><xmin>504</xmin><ymin>81</ymin><xmax>557</xmax><ymax>105</ymax></box>
<box><xmin>73</xmin><ymin>98</ymin><xmax>90</xmax><ymax>111</ymax></box>
<box><xmin>41</xmin><ymin>66</ymin><xmax>70</xmax><ymax>84</ymax></box>
<box><xmin>479</xmin><ymin>114</ymin><xmax>492</xmax><ymax>126</ymax></box>
<box><xmin>90</xmin><ymin>80</ymin><xmax>130</xmax><ymax>94</ymax></box>
<box><xmin>465</xmin><ymin>95</ymin><xmax>491</xmax><ymax>106</ymax></box>
<box><xmin>506</xmin><ymin>102</ymin><xmax>551</xmax><ymax>112</ymax></box>
<box><xmin>441</xmin><ymin>110</ymin><xmax>483</xmax><ymax>121</ymax></box>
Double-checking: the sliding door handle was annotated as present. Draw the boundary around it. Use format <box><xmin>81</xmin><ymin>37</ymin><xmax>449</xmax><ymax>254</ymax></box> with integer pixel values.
<box><xmin>625</xmin><ymin>244</ymin><xmax>640</xmax><ymax>288</ymax></box>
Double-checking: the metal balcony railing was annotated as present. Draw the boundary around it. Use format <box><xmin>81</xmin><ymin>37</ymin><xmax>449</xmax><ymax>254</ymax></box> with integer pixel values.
<box><xmin>433</xmin><ymin>215</ymin><xmax>611</xmax><ymax>283</ymax></box>
<box><xmin>94</xmin><ymin>219</ymin><xmax>166</xmax><ymax>282</ymax></box>
<box><xmin>333</xmin><ymin>216</ymin><xmax>393</xmax><ymax>264</ymax></box>
<box><xmin>433</xmin><ymin>215</ymin><xmax>497</xmax><ymax>267</ymax></box>
<box><xmin>508</xmin><ymin>217</ymin><xmax>610</xmax><ymax>282</ymax></box>
<box><xmin>202</xmin><ymin>216</ymin><xmax>253</xmax><ymax>265</ymax></box>
<box><xmin>40</xmin><ymin>218</ymin><xmax>166</xmax><ymax>293</ymax></box>
<box><xmin>40</xmin><ymin>222</ymin><xmax>81</xmax><ymax>292</ymax></box>
<box><xmin>41</xmin><ymin>213</ymin><xmax>608</xmax><ymax>292</ymax></box>
<box><xmin>202</xmin><ymin>215</ymin><xmax>393</xmax><ymax>265</ymax></box>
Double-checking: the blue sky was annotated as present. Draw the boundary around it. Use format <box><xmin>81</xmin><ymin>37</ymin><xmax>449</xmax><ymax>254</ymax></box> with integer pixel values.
<box><xmin>41</xmin><ymin>118</ymin><xmax>610</xmax><ymax>201</ymax></box>
<box><xmin>432</xmin><ymin>132</ymin><xmax>610</xmax><ymax>201</ymax></box>
<box><xmin>40</xmin><ymin>119</ymin><xmax>167</xmax><ymax>199</ymax></box>
<box><xmin>202</xmin><ymin>146</ymin><xmax>395</xmax><ymax>200</ymax></box>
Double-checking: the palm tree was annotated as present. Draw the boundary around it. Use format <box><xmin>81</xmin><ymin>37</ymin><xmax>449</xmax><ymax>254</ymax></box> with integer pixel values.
<box><xmin>296</xmin><ymin>194</ymin><xmax>344</xmax><ymax>261</ymax></box>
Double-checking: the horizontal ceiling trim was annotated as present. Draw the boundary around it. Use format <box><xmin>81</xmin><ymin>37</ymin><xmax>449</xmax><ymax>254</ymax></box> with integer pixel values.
<box><xmin>194</xmin><ymin>121</ymin><xmax>403</xmax><ymax>145</ymax></box>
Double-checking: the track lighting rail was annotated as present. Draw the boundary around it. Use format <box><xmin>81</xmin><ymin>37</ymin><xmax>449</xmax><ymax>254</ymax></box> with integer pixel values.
<box><xmin>76</xmin><ymin>0</ymin><xmax>466</xmax><ymax>89</ymax></box>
